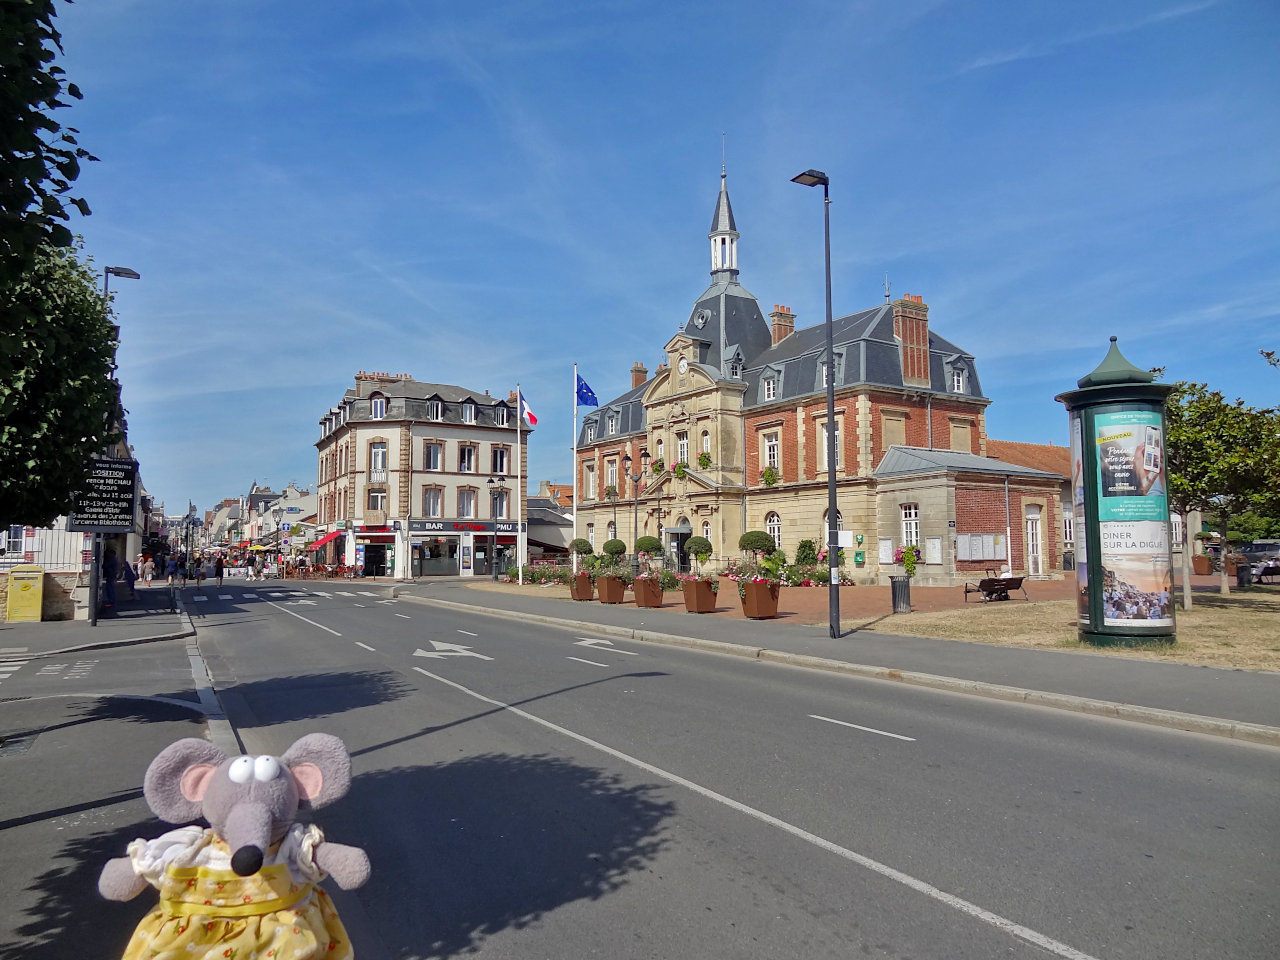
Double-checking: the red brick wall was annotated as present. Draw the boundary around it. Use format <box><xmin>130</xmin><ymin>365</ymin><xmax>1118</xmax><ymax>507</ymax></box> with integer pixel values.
<box><xmin>955</xmin><ymin>479</ymin><xmax>1060</xmax><ymax>573</ymax></box>
<box><xmin>744</xmin><ymin>408</ymin><xmax>801</xmax><ymax>485</ymax></box>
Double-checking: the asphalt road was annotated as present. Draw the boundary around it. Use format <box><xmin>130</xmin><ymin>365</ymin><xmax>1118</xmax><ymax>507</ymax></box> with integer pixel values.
<box><xmin>79</xmin><ymin>584</ymin><xmax>1280</xmax><ymax>958</ymax></box>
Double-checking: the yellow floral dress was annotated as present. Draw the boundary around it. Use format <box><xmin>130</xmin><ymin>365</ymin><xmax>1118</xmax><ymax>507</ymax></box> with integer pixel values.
<box><xmin>119</xmin><ymin>823</ymin><xmax>353</xmax><ymax>959</ymax></box>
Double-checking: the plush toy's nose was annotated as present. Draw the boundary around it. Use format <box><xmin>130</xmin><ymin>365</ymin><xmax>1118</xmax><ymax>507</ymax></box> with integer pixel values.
<box><xmin>221</xmin><ymin>800</ymin><xmax>274</xmax><ymax>876</ymax></box>
<box><xmin>231</xmin><ymin>845</ymin><xmax>264</xmax><ymax>877</ymax></box>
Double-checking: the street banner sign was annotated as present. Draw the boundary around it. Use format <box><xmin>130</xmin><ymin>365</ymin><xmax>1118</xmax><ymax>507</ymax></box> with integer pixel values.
<box><xmin>67</xmin><ymin>459</ymin><xmax>138</xmax><ymax>533</ymax></box>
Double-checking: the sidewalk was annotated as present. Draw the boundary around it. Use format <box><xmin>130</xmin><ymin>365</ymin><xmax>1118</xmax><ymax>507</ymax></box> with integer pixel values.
<box><xmin>392</xmin><ymin>579</ymin><xmax>1280</xmax><ymax>746</ymax></box>
<box><xmin>0</xmin><ymin>582</ymin><xmax>192</xmax><ymax>658</ymax></box>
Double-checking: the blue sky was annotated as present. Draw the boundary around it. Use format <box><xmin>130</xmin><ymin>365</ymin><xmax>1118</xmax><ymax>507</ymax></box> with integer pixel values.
<box><xmin>56</xmin><ymin>0</ymin><xmax>1278</xmax><ymax>514</ymax></box>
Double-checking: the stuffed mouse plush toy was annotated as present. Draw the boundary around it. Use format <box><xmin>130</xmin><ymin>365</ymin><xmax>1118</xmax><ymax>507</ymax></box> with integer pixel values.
<box><xmin>99</xmin><ymin>733</ymin><xmax>370</xmax><ymax>960</ymax></box>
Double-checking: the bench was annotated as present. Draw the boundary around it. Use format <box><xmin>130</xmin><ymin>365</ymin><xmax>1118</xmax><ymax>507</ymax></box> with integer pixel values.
<box><xmin>964</xmin><ymin>576</ymin><xmax>1028</xmax><ymax>602</ymax></box>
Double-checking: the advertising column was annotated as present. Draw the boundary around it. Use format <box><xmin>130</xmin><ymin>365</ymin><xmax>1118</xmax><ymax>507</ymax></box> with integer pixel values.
<box><xmin>1056</xmin><ymin>337</ymin><xmax>1174</xmax><ymax>646</ymax></box>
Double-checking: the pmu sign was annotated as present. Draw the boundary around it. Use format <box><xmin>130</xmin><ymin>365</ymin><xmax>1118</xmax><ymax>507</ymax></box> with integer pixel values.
<box><xmin>67</xmin><ymin>458</ymin><xmax>138</xmax><ymax>533</ymax></box>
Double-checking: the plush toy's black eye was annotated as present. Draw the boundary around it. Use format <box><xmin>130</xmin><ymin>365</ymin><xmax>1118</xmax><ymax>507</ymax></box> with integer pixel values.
<box><xmin>231</xmin><ymin>845</ymin><xmax>264</xmax><ymax>877</ymax></box>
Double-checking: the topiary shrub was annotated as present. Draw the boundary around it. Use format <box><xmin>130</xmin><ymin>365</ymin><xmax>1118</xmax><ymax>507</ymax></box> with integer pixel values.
<box><xmin>738</xmin><ymin>530</ymin><xmax>777</xmax><ymax>560</ymax></box>
<box><xmin>602</xmin><ymin>538</ymin><xmax>627</xmax><ymax>558</ymax></box>
<box><xmin>570</xmin><ymin>538</ymin><xmax>594</xmax><ymax>556</ymax></box>
<box><xmin>634</xmin><ymin>536</ymin><xmax>663</xmax><ymax>557</ymax></box>
<box><xmin>684</xmin><ymin>536</ymin><xmax>713</xmax><ymax>568</ymax></box>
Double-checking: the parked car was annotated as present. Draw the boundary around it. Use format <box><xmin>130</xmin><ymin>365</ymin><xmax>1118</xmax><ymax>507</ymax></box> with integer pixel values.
<box><xmin>1241</xmin><ymin>540</ymin><xmax>1280</xmax><ymax>564</ymax></box>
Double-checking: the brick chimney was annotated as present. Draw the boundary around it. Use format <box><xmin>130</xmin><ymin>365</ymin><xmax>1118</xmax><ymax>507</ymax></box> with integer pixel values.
<box><xmin>892</xmin><ymin>294</ymin><xmax>931</xmax><ymax>388</ymax></box>
<box><xmin>631</xmin><ymin>361</ymin><xmax>648</xmax><ymax>389</ymax></box>
<box><xmin>769</xmin><ymin>304</ymin><xmax>795</xmax><ymax>345</ymax></box>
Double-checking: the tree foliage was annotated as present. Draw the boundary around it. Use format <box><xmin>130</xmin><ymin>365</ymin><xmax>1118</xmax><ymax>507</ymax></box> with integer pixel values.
<box><xmin>0</xmin><ymin>241</ymin><xmax>120</xmax><ymax>523</ymax></box>
<box><xmin>1</xmin><ymin>0</ymin><xmax>94</xmax><ymax>282</ymax></box>
<box><xmin>1164</xmin><ymin>381</ymin><xmax>1280</xmax><ymax>600</ymax></box>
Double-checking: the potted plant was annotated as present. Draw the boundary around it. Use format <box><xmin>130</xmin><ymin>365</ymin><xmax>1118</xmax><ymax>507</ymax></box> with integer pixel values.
<box><xmin>736</xmin><ymin>530</ymin><xmax>782</xmax><ymax>619</ymax></box>
<box><xmin>890</xmin><ymin>544</ymin><xmax>920</xmax><ymax>614</ymax></box>
<box><xmin>679</xmin><ymin>535</ymin><xmax>717</xmax><ymax>613</ymax></box>
<box><xmin>632</xmin><ymin>570</ymin><xmax>665</xmax><ymax>607</ymax></box>
<box><xmin>596</xmin><ymin>538</ymin><xmax>628</xmax><ymax>603</ymax></box>
<box><xmin>759</xmin><ymin>465</ymin><xmax>781</xmax><ymax>487</ymax></box>
<box><xmin>671</xmin><ymin>461</ymin><xmax>690</xmax><ymax>479</ymax></box>
<box><xmin>650</xmin><ymin>457</ymin><xmax>665</xmax><ymax>475</ymax></box>
<box><xmin>697</xmin><ymin>451</ymin><xmax>713</xmax><ymax>470</ymax></box>
<box><xmin>569</xmin><ymin>538</ymin><xmax>594</xmax><ymax>600</ymax></box>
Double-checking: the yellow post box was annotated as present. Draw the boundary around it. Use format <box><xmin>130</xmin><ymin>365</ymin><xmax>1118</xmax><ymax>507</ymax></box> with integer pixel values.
<box><xmin>6</xmin><ymin>564</ymin><xmax>44</xmax><ymax>622</ymax></box>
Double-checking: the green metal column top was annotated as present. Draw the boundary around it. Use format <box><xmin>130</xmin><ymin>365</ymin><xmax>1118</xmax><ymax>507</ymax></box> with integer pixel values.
<box><xmin>1056</xmin><ymin>337</ymin><xmax>1173</xmax><ymax>409</ymax></box>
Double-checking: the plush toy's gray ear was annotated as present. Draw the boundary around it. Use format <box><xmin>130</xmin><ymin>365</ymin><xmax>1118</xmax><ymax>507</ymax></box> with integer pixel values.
<box><xmin>280</xmin><ymin>733</ymin><xmax>351</xmax><ymax>809</ymax></box>
<box><xmin>143</xmin><ymin>738</ymin><xmax>228</xmax><ymax>824</ymax></box>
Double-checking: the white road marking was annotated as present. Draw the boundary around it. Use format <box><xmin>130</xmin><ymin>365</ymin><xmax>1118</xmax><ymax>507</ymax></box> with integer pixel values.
<box><xmin>566</xmin><ymin>656</ymin><xmax>610</xmax><ymax>668</ymax></box>
<box><xmin>411</xmin><ymin>670</ymin><xmax>1101</xmax><ymax>960</ymax></box>
<box><xmin>358</xmin><ymin>591</ymin><xmax>378</xmax><ymax>597</ymax></box>
<box><xmin>456</xmin><ymin>630</ymin><xmax>478</xmax><ymax>637</ymax></box>
<box><xmin>191</xmin><ymin>595</ymin><xmax>207</xmax><ymax>601</ymax></box>
<box><xmin>394</xmin><ymin>613</ymin><xmax>412</xmax><ymax>619</ymax></box>
<box><xmin>264</xmin><ymin>600</ymin><xmax>342</xmax><ymax>637</ymax></box>
<box><xmin>268</xmin><ymin>592</ymin><xmax>287</xmax><ymax>598</ymax></box>
<box><xmin>353</xmin><ymin>603</ymin><xmax>366</xmax><ymax>608</ymax></box>
<box><xmin>311</xmin><ymin>592</ymin><xmax>331</xmax><ymax>597</ymax></box>
<box><xmin>413</xmin><ymin>641</ymin><xmax>492</xmax><ymax>661</ymax></box>
<box><xmin>809</xmin><ymin>715</ymin><xmax>916</xmax><ymax>742</ymax></box>
<box><xmin>574</xmin><ymin>638</ymin><xmax>638</xmax><ymax>655</ymax></box>
<box><xmin>337</xmin><ymin>591</ymin><xmax>356</xmax><ymax>596</ymax></box>
<box><xmin>355</xmin><ymin>642</ymin><xmax>376</xmax><ymax>652</ymax></box>
<box><xmin>218</xmin><ymin>594</ymin><xmax>233</xmax><ymax>599</ymax></box>
<box><xmin>376</xmin><ymin>599</ymin><xmax>398</xmax><ymax>604</ymax></box>
<box><xmin>0</xmin><ymin>648</ymin><xmax>29</xmax><ymax>654</ymax></box>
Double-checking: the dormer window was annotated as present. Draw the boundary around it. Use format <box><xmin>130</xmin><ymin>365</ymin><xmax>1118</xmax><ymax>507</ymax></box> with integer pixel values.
<box><xmin>495</xmin><ymin>405</ymin><xmax>508</xmax><ymax>427</ymax></box>
<box><xmin>951</xmin><ymin>368</ymin><xmax>966</xmax><ymax>393</ymax></box>
<box><xmin>462</xmin><ymin>401</ymin><xmax>476</xmax><ymax>424</ymax></box>
<box><xmin>427</xmin><ymin>400</ymin><xmax>442</xmax><ymax>421</ymax></box>
<box><xmin>764</xmin><ymin>377</ymin><xmax>777</xmax><ymax>401</ymax></box>
<box><xmin>729</xmin><ymin>360</ymin><xmax>742</xmax><ymax>378</ymax></box>
<box><xmin>585</xmin><ymin>422</ymin><xmax>596</xmax><ymax>443</ymax></box>
<box><xmin>370</xmin><ymin>394</ymin><xmax>386</xmax><ymax>419</ymax></box>
<box><xmin>607</xmin><ymin>413</ymin><xmax>617</xmax><ymax>435</ymax></box>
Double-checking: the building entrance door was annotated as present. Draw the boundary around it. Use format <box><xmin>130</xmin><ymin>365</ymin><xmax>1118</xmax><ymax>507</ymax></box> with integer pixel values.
<box><xmin>1025</xmin><ymin>506</ymin><xmax>1043</xmax><ymax>576</ymax></box>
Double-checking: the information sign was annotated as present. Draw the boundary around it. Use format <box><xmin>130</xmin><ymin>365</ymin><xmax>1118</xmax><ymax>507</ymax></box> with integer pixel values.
<box><xmin>67</xmin><ymin>459</ymin><xmax>138</xmax><ymax>532</ymax></box>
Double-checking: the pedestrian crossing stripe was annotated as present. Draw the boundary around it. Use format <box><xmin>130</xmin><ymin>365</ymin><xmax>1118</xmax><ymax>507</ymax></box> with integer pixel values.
<box><xmin>218</xmin><ymin>595</ymin><xmax>233</xmax><ymax>599</ymax></box>
<box><xmin>336</xmin><ymin>591</ymin><xmax>355</xmax><ymax>596</ymax></box>
<box><xmin>358</xmin><ymin>592</ymin><xmax>378</xmax><ymax>597</ymax></box>
<box><xmin>192</xmin><ymin>595</ymin><xmax>207</xmax><ymax>601</ymax></box>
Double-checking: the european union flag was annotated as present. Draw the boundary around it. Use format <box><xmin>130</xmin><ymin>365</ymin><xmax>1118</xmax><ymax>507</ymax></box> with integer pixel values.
<box><xmin>576</xmin><ymin>374</ymin><xmax>599</xmax><ymax>407</ymax></box>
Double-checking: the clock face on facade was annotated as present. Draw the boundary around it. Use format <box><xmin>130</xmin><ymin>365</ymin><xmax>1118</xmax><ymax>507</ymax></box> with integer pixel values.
<box><xmin>678</xmin><ymin>357</ymin><xmax>689</xmax><ymax>374</ymax></box>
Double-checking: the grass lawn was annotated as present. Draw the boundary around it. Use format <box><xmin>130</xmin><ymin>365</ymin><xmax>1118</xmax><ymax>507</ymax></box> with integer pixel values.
<box><xmin>855</xmin><ymin>583</ymin><xmax>1280</xmax><ymax>672</ymax></box>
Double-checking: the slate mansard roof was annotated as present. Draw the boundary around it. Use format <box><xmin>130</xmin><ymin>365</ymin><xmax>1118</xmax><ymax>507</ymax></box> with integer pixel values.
<box><xmin>320</xmin><ymin>378</ymin><xmax>519</xmax><ymax>437</ymax></box>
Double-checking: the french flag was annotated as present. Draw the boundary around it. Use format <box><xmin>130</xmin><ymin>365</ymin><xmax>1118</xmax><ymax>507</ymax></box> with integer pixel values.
<box><xmin>519</xmin><ymin>390</ymin><xmax>538</xmax><ymax>426</ymax></box>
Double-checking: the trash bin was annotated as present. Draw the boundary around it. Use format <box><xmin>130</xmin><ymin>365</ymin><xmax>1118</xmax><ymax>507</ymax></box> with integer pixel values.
<box><xmin>890</xmin><ymin>575</ymin><xmax>912</xmax><ymax>614</ymax></box>
<box><xmin>1062</xmin><ymin>550</ymin><xmax>1075</xmax><ymax>571</ymax></box>
<box><xmin>1236</xmin><ymin>562</ymin><xmax>1251</xmax><ymax>589</ymax></box>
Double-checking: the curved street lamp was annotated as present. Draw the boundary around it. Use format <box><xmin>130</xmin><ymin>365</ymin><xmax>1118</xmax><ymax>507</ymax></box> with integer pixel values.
<box><xmin>621</xmin><ymin>450</ymin><xmax>651</xmax><ymax>574</ymax></box>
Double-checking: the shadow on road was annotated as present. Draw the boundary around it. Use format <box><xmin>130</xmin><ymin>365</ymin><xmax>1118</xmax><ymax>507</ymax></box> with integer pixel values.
<box><xmin>332</xmin><ymin>751</ymin><xmax>676</xmax><ymax>958</ymax></box>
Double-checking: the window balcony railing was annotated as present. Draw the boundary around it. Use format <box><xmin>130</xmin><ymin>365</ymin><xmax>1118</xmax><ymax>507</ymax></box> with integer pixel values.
<box><xmin>368</xmin><ymin>468</ymin><xmax>387</xmax><ymax>483</ymax></box>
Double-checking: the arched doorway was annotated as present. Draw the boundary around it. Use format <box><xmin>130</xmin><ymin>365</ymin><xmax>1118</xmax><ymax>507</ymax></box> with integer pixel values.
<box><xmin>667</xmin><ymin>517</ymin><xmax>693</xmax><ymax>573</ymax></box>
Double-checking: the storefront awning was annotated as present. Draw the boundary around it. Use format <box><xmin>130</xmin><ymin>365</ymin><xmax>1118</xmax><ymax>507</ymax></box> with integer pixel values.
<box><xmin>307</xmin><ymin>530</ymin><xmax>344</xmax><ymax>551</ymax></box>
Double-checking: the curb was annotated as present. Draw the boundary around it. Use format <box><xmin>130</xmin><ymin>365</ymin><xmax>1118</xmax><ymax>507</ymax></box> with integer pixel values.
<box><xmin>398</xmin><ymin>594</ymin><xmax>1280</xmax><ymax>748</ymax></box>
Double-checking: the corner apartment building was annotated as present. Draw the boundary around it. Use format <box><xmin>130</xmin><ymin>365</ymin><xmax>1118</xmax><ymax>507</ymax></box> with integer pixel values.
<box><xmin>313</xmin><ymin>372</ymin><xmax>530</xmax><ymax>578</ymax></box>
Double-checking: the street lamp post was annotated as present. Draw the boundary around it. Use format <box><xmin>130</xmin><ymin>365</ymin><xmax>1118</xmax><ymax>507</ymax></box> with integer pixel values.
<box><xmin>272</xmin><ymin>506</ymin><xmax>284</xmax><ymax>578</ymax></box>
<box><xmin>487</xmin><ymin>477</ymin><xmax>501</xmax><ymax>580</ymax></box>
<box><xmin>621</xmin><ymin>450</ymin><xmax>650</xmax><ymax>574</ymax></box>
<box><xmin>791</xmin><ymin>168</ymin><xmax>841</xmax><ymax>639</ymax></box>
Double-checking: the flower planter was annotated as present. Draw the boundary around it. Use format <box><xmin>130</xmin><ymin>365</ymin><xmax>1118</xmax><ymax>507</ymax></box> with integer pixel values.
<box><xmin>740</xmin><ymin>580</ymin><xmax>780</xmax><ymax>619</ymax></box>
<box><xmin>596</xmin><ymin>575</ymin><xmax>625</xmax><ymax>604</ymax></box>
<box><xmin>681</xmin><ymin>579</ymin><xmax>717</xmax><ymax>614</ymax></box>
<box><xmin>633</xmin><ymin>577</ymin><xmax>664</xmax><ymax>608</ymax></box>
<box><xmin>569</xmin><ymin>573</ymin><xmax>594</xmax><ymax>601</ymax></box>
<box><xmin>1191</xmin><ymin>554</ymin><xmax>1212</xmax><ymax>576</ymax></box>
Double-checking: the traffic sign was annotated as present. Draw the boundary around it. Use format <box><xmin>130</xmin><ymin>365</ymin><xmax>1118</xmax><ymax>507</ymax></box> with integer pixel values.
<box><xmin>282</xmin><ymin>523</ymin><xmax>291</xmax><ymax>532</ymax></box>
<box><xmin>282</xmin><ymin>538</ymin><xmax>290</xmax><ymax>545</ymax></box>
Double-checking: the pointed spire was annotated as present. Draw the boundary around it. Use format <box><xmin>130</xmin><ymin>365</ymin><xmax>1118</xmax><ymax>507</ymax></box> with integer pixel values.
<box><xmin>708</xmin><ymin>163</ymin><xmax>739</xmax><ymax>280</ymax></box>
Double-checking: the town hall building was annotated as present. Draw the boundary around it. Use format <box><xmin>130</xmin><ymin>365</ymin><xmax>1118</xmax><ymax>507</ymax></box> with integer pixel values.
<box><xmin>574</xmin><ymin>171</ymin><xmax>1066</xmax><ymax>585</ymax></box>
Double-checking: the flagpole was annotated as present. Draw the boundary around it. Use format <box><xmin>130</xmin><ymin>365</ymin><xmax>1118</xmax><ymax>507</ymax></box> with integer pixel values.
<box><xmin>572</xmin><ymin>363</ymin><xmax>579</xmax><ymax>575</ymax></box>
<box><xmin>516</xmin><ymin>381</ymin><xmax>523</xmax><ymax>585</ymax></box>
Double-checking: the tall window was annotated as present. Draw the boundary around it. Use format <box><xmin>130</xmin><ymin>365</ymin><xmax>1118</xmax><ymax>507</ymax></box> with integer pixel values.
<box><xmin>901</xmin><ymin>503</ymin><xmax>920</xmax><ymax>547</ymax></box>
<box><xmin>607</xmin><ymin>459</ymin><xmax>618</xmax><ymax>489</ymax></box>
<box><xmin>1170</xmin><ymin>514</ymin><xmax>1184</xmax><ymax>547</ymax></box>
<box><xmin>820</xmin><ymin>361</ymin><xmax>828</xmax><ymax>388</ymax></box>
<box><xmin>370</xmin><ymin>394</ymin><xmax>386</xmax><ymax>419</ymax></box>
<box><xmin>607</xmin><ymin>521</ymin><xmax>616</xmax><ymax>540</ymax></box>
<box><xmin>492</xmin><ymin>447</ymin><xmax>508</xmax><ymax>475</ymax></box>
<box><xmin>677</xmin><ymin>432</ymin><xmax>689</xmax><ymax>464</ymax></box>
<box><xmin>583</xmin><ymin>463</ymin><xmax>596</xmax><ymax>499</ymax></box>
<box><xmin>423</xmin><ymin>488</ymin><xmax>442</xmax><ymax>517</ymax></box>
<box><xmin>462</xmin><ymin>402</ymin><xmax>476</xmax><ymax>424</ymax></box>
<box><xmin>764</xmin><ymin>377</ymin><xmax>776</xmax><ymax>400</ymax></box>
<box><xmin>587</xmin><ymin>523</ymin><xmax>595</xmax><ymax>548</ymax></box>
<box><xmin>368</xmin><ymin>489</ymin><xmax>387</xmax><ymax>511</ymax></box>
<box><xmin>702</xmin><ymin>520</ymin><xmax>711</xmax><ymax>543</ymax></box>
<box><xmin>951</xmin><ymin>368</ymin><xmax>966</xmax><ymax>393</ymax></box>
<box><xmin>607</xmin><ymin>413</ymin><xmax>617</xmax><ymax>435</ymax></box>
<box><xmin>656</xmin><ymin>439</ymin><xmax>664</xmax><ymax>463</ymax></box>
<box><xmin>764</xmin><ymin>431</ymin><xmax>780</xmax><ymax>469</ymax></box>
<box><xmin>424</xmin><ymin>442</ymin><xmax>442</xmax><ymax>470</ymax></box>
<box><xmin>585</xmin><ymin>422</ymin><xmax>596</xmax><ymax>443</ymax></box>
<box><xmin>1063</xmin><ymin>511</ymin><xmax>1074</xmax><ymax>549</ymax></box>
<box><xmin>370</xmin><ymin>441</ymin><xmax>387</xmax><ymax>470</ymax></box>
<box><xmin>458</xmin><ymin>445</ymin><xmax>475</xmax><ymax>473</ymax></box>
<box><xmin>458</xmin><ymin>489</ymin><xmax>476</xmax><ymax>518</ymax></box>
<box><xmin>495</xmin><ymin>406</ymin><xmax>508</xmax><ymax>427</ymax></box>
<box><xmin>701</xmin><ymin>431</ymin><xmax>711</xmax><ymax>454</ymax></box>
<box><xmin>766</xmin><ymin>512</ymin><xmax>782</xmax><ymax>550</ymax></box>
<box><xmin>492</xmin><ymin>489</ymin><xmax>508</xmax><ymax>518</ymax></box>
<box><xmin>819</xmin><ymin>420</ymin><xmax>841</xmax><ymax>469</ymax></box>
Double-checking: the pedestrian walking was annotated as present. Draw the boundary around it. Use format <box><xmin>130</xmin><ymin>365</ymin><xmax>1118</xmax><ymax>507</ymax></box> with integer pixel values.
<box><xmin>123</xmin><ymin>555</ymin><xmax>138</xmax><ymax>599</ymax></box>
<box><xmin>214</xmin><ymin>554</ymin><xmax>224</xmax><ymax>588</ymax></box>
<box><xmin>165</xmin><ymin>555</ymin><xmax>177</xmax><ymax>586</ymax></box>
<box><xmin>176</xmin><ymin>556</ymin><xmax>188</xmax><ymax>588</ymax></box>
<box><xmin>194</xmin><ymin>555</ymin><xmax>206</xmax><ymax>589</ymax></box>
<box><xmin>142</xmin><ymin>557</ymin><xmax>155</xmax><ymax>588</ymax></box>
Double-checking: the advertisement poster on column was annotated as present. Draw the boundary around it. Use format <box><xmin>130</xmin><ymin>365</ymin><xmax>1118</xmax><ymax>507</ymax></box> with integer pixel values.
<box><xmin>1070</xmin><ymin>412</ymin><xmax>1088</xmax><ymax>625</ymax></box>
<box><xmin>1094</xmin><ymin>410</ymin><xmax>1173</xmax><ymax>626</ymax></box>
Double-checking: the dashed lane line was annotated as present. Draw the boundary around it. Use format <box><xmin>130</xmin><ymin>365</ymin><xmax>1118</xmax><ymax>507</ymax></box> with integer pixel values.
<box><xmin>810</xmin><ymin>714</ymin><xmax>916</xmax><ymax>742</ymax></box>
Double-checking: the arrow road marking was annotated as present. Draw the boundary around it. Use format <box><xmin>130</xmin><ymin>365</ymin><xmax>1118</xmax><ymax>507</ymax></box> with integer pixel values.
<box><xmin>810</xmin><ymin>715</ymin><xmax>916</xmax><ymax>742</ymax></box>
<box><xmin>413</xmin><ymin>640</ymin><xmax>493</xmax><ymax>661</ymax></box>
<box><xmin>285</xmin><ymin>599</ymin><xmax>318</xmax><ymax>606</ymax></box>
<box><xmin>566</xmin><ymin>656</ymin><xmax>610</xmax><ymax>668</ymax></box>
<box><xmin>574</xmin><ymin>638</ymin><xmax>638</xmax><ymax>655</ymax></box>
